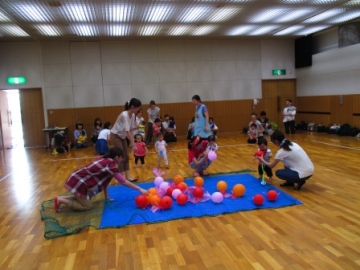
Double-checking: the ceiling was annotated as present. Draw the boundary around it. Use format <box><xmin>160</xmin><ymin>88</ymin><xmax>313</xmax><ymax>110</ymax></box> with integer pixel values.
<box><xmin>0</xmin><ymin>0</ymin><xmax>360</xmax><ymax>41</ymax></box>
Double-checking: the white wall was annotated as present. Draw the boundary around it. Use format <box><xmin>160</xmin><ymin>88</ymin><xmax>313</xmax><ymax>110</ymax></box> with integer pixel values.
<box><xmin>1</xmin><ymin>39</ymin><xmax>295</xmax><ymax>109</ymax></box>
<box><xmin>296</xmin><ymin>43</ymin><xmax>360</xmax><ymax>96</ymax></box>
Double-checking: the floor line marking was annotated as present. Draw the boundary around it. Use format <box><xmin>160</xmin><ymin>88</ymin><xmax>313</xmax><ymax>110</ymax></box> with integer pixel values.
<box><xmin>311</xmin><ymin>140</ymin><xmax>360</xmax><ymax>151</ymax></box>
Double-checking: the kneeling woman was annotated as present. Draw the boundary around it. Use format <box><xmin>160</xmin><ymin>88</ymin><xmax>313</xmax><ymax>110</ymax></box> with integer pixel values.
<box><xmin>54</xmin><ymin>147</ymin><xmax>147</xmax><ymax>212</ymax></box>
<box><xmin>188</xmin><ymin>136</ymin><xmax>212</xmax><ymax>176</ymax></box>
<box><xmin>256</xmin><ymin>131</ymin><xmax>314</xmax><ymax>190</ymax></box>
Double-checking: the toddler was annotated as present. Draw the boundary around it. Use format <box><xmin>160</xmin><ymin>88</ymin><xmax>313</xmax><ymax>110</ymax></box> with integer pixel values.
<box><xmin>206</xmin><ymin>135</ymin><xmax>218</xmax><ymax>153</ymax></box>
<box><xmin>133</xmin><ymin>134</ymin><xmax>148</xmax><ymax>167</ymax></box>
<box><xmin>76</xmin><ymin>130</ymin><xmax>88</xmax><ymax>148</ymax></box>
<box><xmin>247</xmin><ymin>123</ymin><xmax>258</xmax><ymax>144</ymax></box>
<box><xmin>152</xmin><ymin>118</ymin><xmax>162</xmax><ymax>139</ymax></box>
<box><xmin>95</xmin><ymin>122</ymin><xmax>111</xmax><ymax>155</ymax></box>
<box><xmin>255</xmin><ymin>138</ymin><xmax>273</xmax><ymax>182</ymax></box>
<box><xmin>155</xmin><ymin>133</ymin><xmax>169</xmax><ymax>169</ymax></box>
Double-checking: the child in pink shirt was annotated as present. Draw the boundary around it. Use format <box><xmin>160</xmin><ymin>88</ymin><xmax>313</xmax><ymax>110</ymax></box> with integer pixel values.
<box><xmin>133</xmin><ymin>134</ymin><xmax>148</xmax><ymax>167</ymax></box>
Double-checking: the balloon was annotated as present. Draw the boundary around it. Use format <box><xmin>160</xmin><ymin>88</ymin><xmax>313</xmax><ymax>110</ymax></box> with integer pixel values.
<box><xmin>159</xmin><ymin>181</ymin><xmax>170</xmax><ymax>191</ymax></box>
<box><xmin>211</xmin><ymin>192</ymin><xmax>224</xmax><ymax>203</ymax></box>
<box><xmin>193</xmin><ymin>187</ymin><xmax>204</xmax><ymax>198</ymax></box>
<box><xmin>154</xmin><ymin>176</ymin><xmax>164</xmax><ymax>187</ymax></box>
<box><xmin>208</xmin><ymin>150</ymin><xmax>217</xmax><ymax>161</ymax></box>
<box><xmin>267</xmin><ymin>190</ymin><xmax>278</xmax><ymax>201</ymax></box>
<box><xmin>177</xmin><ymin>183</ymin><xmax>187</xmax><ymax>192</ymax></box>
<box><xmin>255</xmin><ymin>150</ymin><xmax>263</xmax><ymax>157</ymax></box>
<box><xmin>159</xmin><ymin>151</ymin><xmax>163</xmax><ymax>155</ymax></box>
<box><xmin>148</xmin><ymin>188</ymin><xmax>158</xmax><ymax>196</ymax></box>
<box><xmin>166</xmin><ymin>187</ymin><xmax>174</xmax><ymax>197</ymax></box>
<box><xmin>159</xmin><ymin>196</ymin><xmax>173</xmax><ymax>209</ymax></box>
<box><xmin>232</xmin><ymin>184</ymin><xmax>246</xmax><ymax>197</ymax></box>
<box><xmin>172</xmin><ymin>189</ymin><xmax>182</xmax><ymax>199</ymax></box>
<box><xmin>194</xmin><ymin>176</ymin><xmax>204</xmax><ymax>187</ymax></box>
<box><xmin>253</xmin><ymin>194</ymin><xmax>264</xmax><ymax>205</ymax></box>
<box><xmin>173</xmin><ymin>175</ymin><xmax>184</xmax><ymax>184</ymax></box>
<box><xmin>217</xmin><ymin>181</ymin><xmax>227</xmax><ymax>193</ymax></box>
<box><xmin>149</xmin><ymin>195</ymin><xmax>161</xmax><ymax>206</ymax></box>
<box><xmin>135</xmin><ymin>194</ymin><xmax>148</xmax><ymax>209</ymax></box>
<box><xmin>176</xmin><ymin>194</ymin><xmax>188</xmax><ymax>205</ymax></box>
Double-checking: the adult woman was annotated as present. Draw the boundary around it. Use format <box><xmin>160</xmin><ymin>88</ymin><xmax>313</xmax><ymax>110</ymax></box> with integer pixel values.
<box><xmin>188</xmin><ymin>136</ymin><xmax>212</xmax><ymax>176</ymax></box>
<box><xmin>249</xmin><ymin>112</ymin><xmax>264</xmax><ymax>139</ymax></box>
<box><xmin>256</xmin><ymin>131</ymin><xmax>314</xmax><ymax>190</ymax></box>
<box><xmin>145</xmin><ymin>100</ymin><xmax>160</xmax><ymax>145</ymax></box>
<box><xmin>192</xmin><ymin>95</ymin><xmax>212</xmax><ymax>139</ymax></box>
<box><xmin>54</xmin><ymin>147</ymin><xmax>147</xmax><ymax>212</ymax></box>
<box><xmin>110</xmin><ymin>98</ymin><xmax>142</xmax><ymax>182</ymax></box>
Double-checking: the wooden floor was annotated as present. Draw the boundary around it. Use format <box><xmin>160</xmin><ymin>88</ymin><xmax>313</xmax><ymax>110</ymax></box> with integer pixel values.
<box><xmin>0</xmin><ymin>131</ymin><xmax>360</xmax><ymax>270</ymax></box>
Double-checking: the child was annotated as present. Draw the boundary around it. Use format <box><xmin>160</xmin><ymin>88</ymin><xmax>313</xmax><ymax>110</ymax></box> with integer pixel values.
<box><xmin>74</xmin><ymin>122</ymin><xmax>88</xmax><ymax>148</ymax></box>
<box><xmin>91</xmin><ymin>118</ymin><xmax>103</xmax><ymax>144</ymax></box>
<box><xmin>209</xmin><ymin>117</ymin><xmax>218</xmax><ymax>137</ymax></box>
<box><xmin>133</xmin><ymin>133</ymin><xmax>148</xmax><ymax>167</ymax></box>
<box><xmin>247</xmin><ymin>123</ymin><xmax>258</xmax><ymax>144</ymax></box>
<box><xmin>206</xmin><ymin>135</ymin><xmax>218</xmax><ymax>153</ymax></box>
<box><xmin>168</xmin><ymin>116</ymin><xmax>177</xmax><ymax>137</ymax></box>
<box><xmin>188</xmin><ymin>136</ymin><xmax>211</xmax><ymax>176</ymax></box>
<box><xmin>152</xmin><ymin>118</ymin><xmax>162</xmax><ymax>140</ymax></box>
<box><xmin>155</xmin><ymin>133</ymin><xmax>169</xmax><ymax>169</ymax></box>
<box><xmin>138</xmin><ymin>120</ymin><xmax>146</xmax><ymax>139</ymax></box>
<box><xmin>255</xmin><ymin>138</ymin><xmax>273</xmax><ymax>182</ymax></box>
<box><xmin>95</xmin><ymin>122</ymin><xmax>111</xmax><ymax>155</ymax></box>
<box><xmin>76</xmin><ymin>130</ymin><xmax>88</xmax><ymax>148</ymax></box>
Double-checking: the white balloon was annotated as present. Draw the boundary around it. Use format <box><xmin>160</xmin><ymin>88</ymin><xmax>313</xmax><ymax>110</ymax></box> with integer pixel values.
<box><xmin>154</xmin><ymin>177</ymin><xmax>164</xmax><ymax>187</ymax></box>
<box><xmin>159</xmin><ymin>181</ymin><xmax>169</xmax><ymax>190</ymax></box>
<box><xmin>172</xmin><ymin>189</ymin><xmax>182</xmax><ymax>199</ymax></box>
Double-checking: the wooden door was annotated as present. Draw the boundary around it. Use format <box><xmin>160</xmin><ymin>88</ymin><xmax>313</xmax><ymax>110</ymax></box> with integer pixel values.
<box><xmin>261</xmin><ymin>80</ymin><xmax>296</xmax><ymax>128</ymax></box>
<box><xmin>0</xmin><ymin>90</ymin><xmax>12</xmax><ymax>150</ymax></box>
<box><xmin>19</xmin><ymin>88</ymin><xmax>46</xmax><ymax>147</ymax></box>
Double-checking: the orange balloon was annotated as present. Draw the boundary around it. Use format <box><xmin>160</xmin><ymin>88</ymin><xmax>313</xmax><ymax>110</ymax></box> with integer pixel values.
<box><xmin>182</xmin><ymin>182</ymin><xmax>188</xmax><ymax>189</ymax></box>
<box><xmin>173</xmin><ymin>175</ymin><xmax>184</xmax><ymax>184</ymax></box>
<box><xmin>194</xmin><ymin>176</ymin><xmax>204</xmax><ymax>187</ymax></box>
<box><xmin>149</xmin><ymin>195</ymin><xmax>161</xmax><ymax>206</ymax></box>
<box><xmin>148</xmin><ymin>187</ymin><xmax>158</xmax><ymax>195</ymax></box>
<box><xmin>232</xmin><ymin>184</ymin><xmax>246</xmax><ymax>197</ymax></box>
<box><xmin>217</xmin><ymin>180</ymin><xmax>227</xmax><ymax>192</ymax></box>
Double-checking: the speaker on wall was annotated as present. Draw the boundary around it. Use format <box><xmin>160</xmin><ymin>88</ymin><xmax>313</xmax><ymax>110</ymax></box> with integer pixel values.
<box><xmin>295</xmin><ymin>35</ymin><xmax>313</xmax><ymax>69</ymax></box>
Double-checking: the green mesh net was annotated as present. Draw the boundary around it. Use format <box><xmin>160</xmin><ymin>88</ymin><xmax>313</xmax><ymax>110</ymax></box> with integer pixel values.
<box><xmin>40</xmin><ymin>169</ymin><xmax>255</xmax><ymax>239</ymax></box>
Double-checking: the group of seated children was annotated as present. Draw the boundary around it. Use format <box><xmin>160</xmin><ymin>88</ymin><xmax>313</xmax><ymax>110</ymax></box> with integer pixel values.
<box><xmin>247</xmin><ymin>111</ymin><xmax>275</xmax><ymax>144</ymax></box>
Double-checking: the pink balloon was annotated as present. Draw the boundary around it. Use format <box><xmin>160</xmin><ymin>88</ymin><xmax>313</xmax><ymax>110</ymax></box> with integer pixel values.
<box><xmin>154</xmin><ymin>177</ymin><xmax>164</xmax><ymax>187</ymax></box>
<box><xmin>208</xmin><ymin>150</ymin><xmax>217</xmax><ymax>161</ymax></box>
<box><xmin>172</xmin><ymin>189</ymin><xmax>182</xmax><ymax>199</ymax></box>
<box><xmin>159</xmin><ymin>181</ymin><xmax>169</xmax><ymax>191</ymax></box>
<box><xmin>211</xmin><ymin>192</ymin><xmax>223</xmax><ymax>203</ymax></box>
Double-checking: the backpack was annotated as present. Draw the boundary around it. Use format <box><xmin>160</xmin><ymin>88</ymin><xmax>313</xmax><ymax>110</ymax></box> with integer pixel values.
<box><xmin>338</xmin><ymin>124</ymin><xmax>352</xmax><ymax>136</ymax></box>
<box><xmin>297</xmin><ymin>121</ymin><xmax>308</xmax><ymax>130</ymax></box>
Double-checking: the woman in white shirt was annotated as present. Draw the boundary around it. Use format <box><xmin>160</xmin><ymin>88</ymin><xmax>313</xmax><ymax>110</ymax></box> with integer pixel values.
<box><xmin>110</xmin><ymin>98</ymin><xmax>142</xmax><ymax>182</ymax></box>
<box><xmin>256</xmin><ymin>131</ymin><xmax>314</xmax><ymax>190</ymax></box>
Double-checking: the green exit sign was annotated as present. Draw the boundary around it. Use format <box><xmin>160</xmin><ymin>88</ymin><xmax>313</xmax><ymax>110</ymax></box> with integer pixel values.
<box><xmin>7</xmin><ymin>76</ymin><xmax>27</xmax><ymax>84</ymax></box>
<box><xmin>272</xmin><ymin>69</ymin><xmax>286</xmax><ymax>76</ymax></box>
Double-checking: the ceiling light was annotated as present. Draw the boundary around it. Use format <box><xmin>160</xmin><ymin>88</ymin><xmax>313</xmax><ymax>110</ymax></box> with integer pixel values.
<box><xmin>249</xmin><ymin>25</ymin><xmax>278</xmax><ymax>35</ymax></box>
<box><xmin>0</xmin><ymin>25</ymin><xmax>28</xmax><ymax>36</ymax></box>
<box><xmin>344</xmin><ymin>0</ymin><xmax>360</xmax><ymax>5</ymax></box>
<box><xmin>207</xmin><ymin>8</ymin><xmax>240</xmax><ymax>22</ymax></box>
<box><xmin>17</xmin><ymin>5</ymin><xmax>48</xmax><ymax>22</ymax></box>
<box><xmin>73</xmin><ymin>25</ymin><xmax>98</xmax><ymax>36</ymax></box>
<box><xmin>330</xmin><ymin>11</ymin><xmax>360</xmax><ymax>24</ymax></box>
<box><xmin>66</xmin><ymin>5</ymin><xmax>93</xmax><ymax>22</ymax></box>
<box><xmin>107</xmin><ymin>25</ymin><xmax>130</xmax><ymax>36</ymax></box>
<box><xmin>138</xmin><ymin>25</ymin><xmax>160</xmax><ymax>36</ymax></box>
<box><xmin>0</xmin><ymin>11</ymin><xmax>10</xmax><ymax>21</ymax></box>
<box><xmin>227</xmin><ymin>25</ymin><xmax>255</xmax><ymax>35</ymax></box>
<box><xmin>180</xmin><ymin>7</ymin><xmax>212</xmax><ymax>22</ymax></box>
<box><xmin>250</xmin><ymin>8</ymin><xmax>287</xmax><ymax>23</ymax></box>
<box><xmin>168</xmin><ymin>26</ymin><xmax>192</xmax><ymax>36</ymax></box>
<box><xmin>303</xmin><ymin>9</ymin><xmax>345</xmax><ymax>23</ymax></box>
<box><xmin>145</xmin><ymin>6</ymin><xmax>173</xmax><ymax>22</ymax></box>
<box><xmin>192</xmin><ymin>26</ymin><xmax>216</xmax><ymax>35</ymax></box>
<box><xmin>36</xmin><ymin>25</ymin><xmax>60</xmax><ymax>36</ymax></box>
<box><xmin>105</xmin><ymin>5</ymin><xmax>133</xmax><ymax>22</ymax></box>
<box><xmin>274</xmin><ymin>25</ymin><xmax>304</xmax><ymax>35</ymax></box>
<box><xmin>296</xmin><ymin>25</ymin><xmax>329</xmax><ymax>35</ymax></box>
<box><xmin>276</xmin><ymin>9</ymin><xmax>311</xmax><ymax>23</ymax></box>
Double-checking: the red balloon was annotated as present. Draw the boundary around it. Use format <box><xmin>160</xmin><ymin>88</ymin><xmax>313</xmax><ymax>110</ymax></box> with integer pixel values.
<box><xmin>135</xmin><ymin>194</ymin><xmax>148</xmax><ymax>209</ymax></box>
<box><xmin>253</xmin><ymin>194</ymin><xmax>264</xmax><ymax>205</ymax></box>
<box><xmin>177</xmin><ymin>183</ymin><xmax>187</xmax><ymax>192</ymax></box>
<box><xmin>267</xmin><ymin>190</ymin><xmax>278</xmax><ymax>201</ymax></box>
<box><xmin>166</xmin><ymin>187</ymin><xmax>174</xmax><ymax>197</ymax></box>
<box><xmin>159</xmin><ymin>196</ymin><xmax>173</xmax><ymax>209</ymax></box>
<box><xmin>176</xmin><ymin>194</ymin><xmax>188</xmax><ymax>205</ymax></box>
<box><xmin>255</xmin><ymin>150</ymin><xmax>264</xmax><ymax>157</ymax></box>
<box><xmin>193</xmin><ymin>187</ymin><xmax>204</xmax><ymax>198</ymax></box>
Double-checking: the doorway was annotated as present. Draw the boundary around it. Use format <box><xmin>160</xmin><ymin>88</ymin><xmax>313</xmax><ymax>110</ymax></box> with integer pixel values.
<box><xmin>4</xmin><ymin>89</ymin><xmax>24</xmax><ymax>148</ymax></box>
